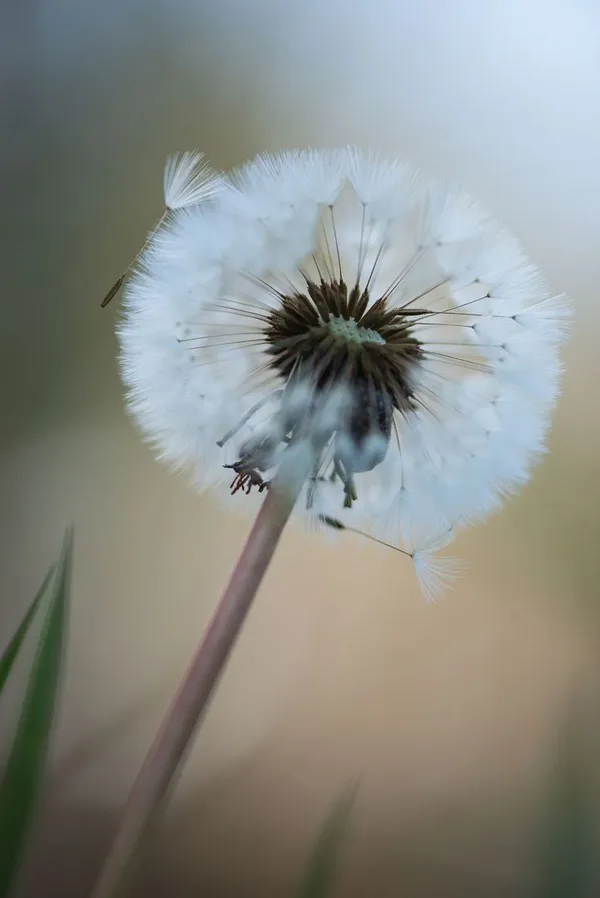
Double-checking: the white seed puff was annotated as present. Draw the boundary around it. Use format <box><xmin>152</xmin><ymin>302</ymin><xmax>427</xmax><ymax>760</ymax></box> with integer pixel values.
<box><xmin>118</xmin><ymin>148</ymin><xmax>570</xmax><ymax>597</ymax></box>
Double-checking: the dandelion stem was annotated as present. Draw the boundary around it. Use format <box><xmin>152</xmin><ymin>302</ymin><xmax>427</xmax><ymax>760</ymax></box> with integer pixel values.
<box><xmin>89</xmin><ymin>465</ymin><xmax>306</xmax><ymax>898</ymax></box>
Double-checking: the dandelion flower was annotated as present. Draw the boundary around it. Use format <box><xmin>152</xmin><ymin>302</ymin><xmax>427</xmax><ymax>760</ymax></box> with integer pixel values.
<box><xmin>119</xmin><ymin>148</ymin><xmax>570</xmax><ymax>596</ymax></box>
<box><xmin>95</xmin><ymin>149</ymin><xmax>571</xmax><ymax>897</ymax></box>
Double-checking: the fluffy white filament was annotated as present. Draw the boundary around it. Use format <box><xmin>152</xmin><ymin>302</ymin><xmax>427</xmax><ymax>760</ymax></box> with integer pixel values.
<box><xmin>163</xmin><ymin>152</ymin><xmax>222</xmax><ymax>210</ymax></box>
<box><xmin>119</xmin><ymin>148</ymin><xmax>570</xmax><ymax>598</ymax></box>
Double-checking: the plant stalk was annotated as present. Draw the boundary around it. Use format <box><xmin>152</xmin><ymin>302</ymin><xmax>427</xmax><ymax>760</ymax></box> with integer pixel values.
<box><xmin>90</xmin><ymin>469</ymin><xmax>305</xmax><ymax>898</ymax></box>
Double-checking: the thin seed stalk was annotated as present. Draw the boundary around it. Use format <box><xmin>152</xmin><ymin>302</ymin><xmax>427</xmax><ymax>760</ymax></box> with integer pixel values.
<box><xmin>90</xmin><ymin>460</ymin><xmax>308</xmax><ymax>898</ymax></box>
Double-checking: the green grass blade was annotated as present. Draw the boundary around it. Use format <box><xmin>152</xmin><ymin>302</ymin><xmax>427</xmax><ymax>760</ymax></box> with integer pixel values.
<box><xmin>0</xmin><ymin>567</ymin><xmax>55</xmax><ymax>698</ymax></box>
<box><xmin>0</xmin><ymin>528</ymin><xmax>73</xmax><ymax>898</ymax></box>
<box><xmin>297</xmin><ymin>782</ymin><xmax>358</xmax><ymax>898</ymax></box>
<box><xmin>533</xmin><ymin>698</ymin><xmax>595</xmax><ymax>898</ymax></box>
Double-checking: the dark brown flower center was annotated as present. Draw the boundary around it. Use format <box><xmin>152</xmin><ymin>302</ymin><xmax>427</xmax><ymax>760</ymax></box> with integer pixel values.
<box><xmin>265</xmin><ymin>277</ymin><xmax>423</xmax><ymax>408</ymax></box>
<box><xmin>224</xmin><ymin>279</ymin><xmax>426</xmax><ymax>508</ymax></box>
<box><xmin>266</xmin><ymin>279</ymin><xmax>423</xmax><ymax>490</ymax></box>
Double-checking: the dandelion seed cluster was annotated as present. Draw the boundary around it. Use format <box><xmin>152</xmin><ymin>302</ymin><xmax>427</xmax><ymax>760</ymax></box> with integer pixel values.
<box><xmin>119</xmin><ymin>148</ymin><xmax>570</xmax><ymax>597</ymax></box>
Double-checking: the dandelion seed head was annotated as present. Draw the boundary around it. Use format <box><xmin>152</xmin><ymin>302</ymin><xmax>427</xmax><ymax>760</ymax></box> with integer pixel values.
<box><xmin>119</xmin><ymin>147</ymin><xmax>570</xmax><ymax>595</ymax></box>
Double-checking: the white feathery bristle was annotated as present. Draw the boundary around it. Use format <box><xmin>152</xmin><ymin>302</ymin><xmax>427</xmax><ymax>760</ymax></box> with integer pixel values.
<box><xmin>514</xmin><ymin>294</ymin><xmax>573</xmax><ymax>334</ymax></box>
<box><xmin>411</xmin><ymin>528</ymin><xmax>465</xmax><ymax>601</ymax></box>
<box><xmin>163</xmin><ymin>152</ymin><xmax>221</xmax><ymax>210</ymax></box>
<box><xmin>412</xmin><ymin>550</ymin><xmax>466</xmax><ymax>601</ymax></box>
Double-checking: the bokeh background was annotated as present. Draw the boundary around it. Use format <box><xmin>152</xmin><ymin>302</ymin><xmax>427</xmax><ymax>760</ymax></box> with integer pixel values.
<box><xmin>2</xmin><ymin>0</ymin><xmax>600</xmax><ymax>895</ymax></box>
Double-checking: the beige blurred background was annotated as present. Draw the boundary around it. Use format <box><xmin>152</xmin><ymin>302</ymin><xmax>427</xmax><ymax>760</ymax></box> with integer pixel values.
<box><xmin>2</xmin><ymin>0</ymin><xmax>600</xmax><ymax>895</ymax></box>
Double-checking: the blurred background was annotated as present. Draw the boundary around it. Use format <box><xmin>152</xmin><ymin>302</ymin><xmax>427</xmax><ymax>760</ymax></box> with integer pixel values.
<box><xmin>2</xmin><ymin>0</ymin><xmax>600</xmax><ymax>894</ymax></box>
